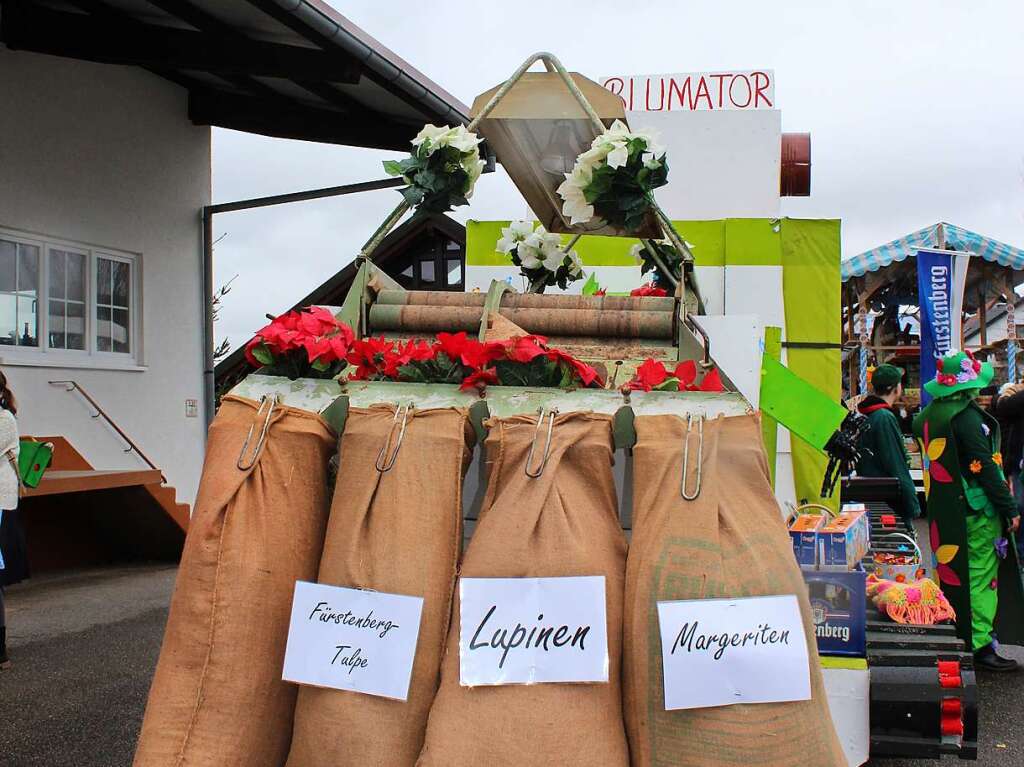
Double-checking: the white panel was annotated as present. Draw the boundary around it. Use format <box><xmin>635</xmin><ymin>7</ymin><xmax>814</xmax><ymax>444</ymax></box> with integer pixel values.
<box><xmin>696</xmin><ymin>315</ymin><xmax>763</xmax><ymax>408</ymax></box>
<box><xmin>625</xmin><ymin>110</ymin><xmax>782</xmax><ymax>220</ymax></box>
<box><xmin>822</xmin><ymin>668</ymin><xmax>871</xmax><ymax>767</ymax></box>
<box><xmin>724</xmin><ymin>264</ymin><xmax>785</xmax><ymax>332</ymax></box>
<box><xmin>694</xmin><ymin>265</ymin><xmax>724</xmax><ymax>315</ymax></box>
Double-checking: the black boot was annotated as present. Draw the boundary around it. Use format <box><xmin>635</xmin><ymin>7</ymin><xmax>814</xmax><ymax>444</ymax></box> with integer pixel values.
<box><xmin>974</xmin><ymin>643</ymin><xmax>1019</xmax><ymax>672</ymax></box>
<box><xmin>0</xmin><ymin>627</ymin><xmax>9</xmax><ymax>669</ymax></box>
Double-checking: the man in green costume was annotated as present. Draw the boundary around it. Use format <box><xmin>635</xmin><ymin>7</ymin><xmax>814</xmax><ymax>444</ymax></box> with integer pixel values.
<box><xmin>856</xmin><ymin>364</ymin><xmax>921</xmax><ymax>527</ymax></box>
<box><xmin>913</xmin><ymin>350</ymin><xmax>1024</xmax><ymax>671</ymax></box>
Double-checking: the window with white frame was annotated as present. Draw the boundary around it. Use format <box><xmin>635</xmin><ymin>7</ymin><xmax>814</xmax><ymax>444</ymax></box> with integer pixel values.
<box><xmin>0</xmin><ymin>229</ymin><xmax>139</xmax><ymax>363</ymax></box>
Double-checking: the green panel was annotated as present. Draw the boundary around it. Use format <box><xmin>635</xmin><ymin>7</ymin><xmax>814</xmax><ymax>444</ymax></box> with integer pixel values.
<box><xmin>781</xmin><ymin>218</ymin><xmax>843</xmax><ymax>508</ymax></box>
<box><xmin>466</xmin><ymin>219</ymin><xmax>735</xmax><ymax>268</ymax></box>
<box><xmin>760</xmin><ymin>355</ymin><xmax>846</xmax><ymax>449</ymax></box>
<box><xmin>725</xmin><ymin>218</ymin><xmax>782</xmax><ymax>265</ymax></box>
<box><xmin>761</xmin><ymin>325</ymin><xmax>783</xmax><ymax>488</ymax></box>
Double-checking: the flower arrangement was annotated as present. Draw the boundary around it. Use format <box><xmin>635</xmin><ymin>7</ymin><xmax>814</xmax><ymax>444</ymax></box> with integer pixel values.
<box><xmin>624</xmin><ymin>358</ymin><xmax>724</xmax><ymax>393</ymax></box>
<box><xmin>347</xmin><ymin>332</ymin><xmax>603</xmax><ymax>391</ymax></box>
<box><xmin>556</xmin><ymin>120</ymin><xmax>668</xmax><ymax>231</ymax></box>
<box><xmin>495</xmin><ymin>220</ymin><xmax>584</xmax><ymax>293</ymax></box>
<box><xmin>629</xmin><ymin>237</ymin><xmax>689</xmax><ymax>290</ymax></box>
<box><xmin>383</xmin><ymin>124</ymin><xmax>486</xmax><ymax>213</ymax></box>
<box><xmin>245</xmin><ymin>306</ymin><xmax>354</xmax><ymax>380</ymax></box>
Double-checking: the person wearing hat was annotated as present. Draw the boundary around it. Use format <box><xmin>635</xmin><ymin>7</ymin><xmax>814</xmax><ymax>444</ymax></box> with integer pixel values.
<box><xmin>913</xmin><ymin>350</ymin><xmax>1024</xmax><ymax>672</ymax></box>
<box><xmin>856</xmin><ymin>364</ymin><xmax>921</xmax><ymax>528</ymax></box>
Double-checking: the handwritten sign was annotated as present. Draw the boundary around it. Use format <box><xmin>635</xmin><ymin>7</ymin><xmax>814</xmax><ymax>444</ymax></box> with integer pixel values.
<box><xmin>657</xmin><ymin>594</ymin><xmax>810</xmax><ymax>710</ymax></box>
<box><xmin>459</xmin><ymin>576</ymin><xmax>608</xmax><ymax>686</ymax></box>
<box><xmin>600</xmin><ymin>71</ymin><xmax>775</xmax><ymax>112</ymax></box>
<box><xmin>282</xmin><ymin>581</ymin><xmax>423</xmax><ymax>701</ymax></box>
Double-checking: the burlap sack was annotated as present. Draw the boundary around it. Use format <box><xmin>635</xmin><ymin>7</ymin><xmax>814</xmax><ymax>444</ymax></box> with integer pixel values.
<box><xmin>416</xmin><ymin>412</ymin><xmax>630</xmax><ymax>767</ymax></box>
<box><xmin>285</xmin><ymin>407</ymin><xmax>473</xmax><ymax>767</ymax></box>
<box><xmin>133</xmin><ymin>395</ymin><xmax>335</xmax><ymax>767</ymax></box>
<box><xmin>623</xmin><ymin>414</ymin><xmax>845</xmax><ymax>767</ymax></box>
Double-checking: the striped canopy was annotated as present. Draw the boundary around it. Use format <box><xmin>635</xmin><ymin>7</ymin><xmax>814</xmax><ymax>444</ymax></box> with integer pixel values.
<box><xmin>841</xmin><ymin>222</ymin><xmax>1024</xmax><ymax>281</ymax></box>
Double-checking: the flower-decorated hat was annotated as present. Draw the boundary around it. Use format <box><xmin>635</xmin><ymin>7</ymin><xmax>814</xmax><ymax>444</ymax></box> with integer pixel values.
<box><xmin>923</xmin><ymin>349</ymin><xmax>993</xmax><ymax>398</ymax></box>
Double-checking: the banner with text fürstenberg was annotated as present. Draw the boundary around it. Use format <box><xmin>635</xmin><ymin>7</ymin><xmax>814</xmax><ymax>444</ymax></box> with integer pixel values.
<box><xmin>916</xmin><ymin>248</ymin><xmax>969</xmax><ymax>404</ymax></box>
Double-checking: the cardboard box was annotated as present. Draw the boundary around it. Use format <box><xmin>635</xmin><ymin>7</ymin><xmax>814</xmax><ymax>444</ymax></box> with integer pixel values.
<box><xmin>803</xmin><ymin>568</ymin><xmax>867</xmax><ymax>657</ymax></box>
<box><xmin>789</xmin><ymin>514</ymin><xmax>827</xmax><ymax>566</ymax></box>
<box><xmin>818</xmin><ymin>511</ymin><xmax>871</xmax><ymax>569</ymax></box>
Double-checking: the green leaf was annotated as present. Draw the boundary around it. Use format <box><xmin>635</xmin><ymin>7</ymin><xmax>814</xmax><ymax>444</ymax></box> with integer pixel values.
<box><xmin>382</xmin><ymin>159</ymin><xmax>403</xmax><ymax>176</ymax></box>
<box><xmin>400</xmin><ymin>186</ymin><xmax>425</xmax><ymax>207</ymax></box>
<box><xmin>581</xmin><ymin>272</ymin><xmax>599</xmax><ymax>295</ymax></box>
<box><xmin>311</xmin><ymin>357</ymin><xmax>330</xmax><ymax>372</ymax></box>
<box><xmin>397</xmin><ymin>363</ymin><xmax>427</xmax><ymax>383</ymax></box>
<box><xmin>251</xmin><ymin>343</ymin><xmax>274</xmax><ymax>366</ymax></box>
<box><xmin>654</xmin><ymin>377</ymin><xmax>681</xmax><ymax>392</ymax></box>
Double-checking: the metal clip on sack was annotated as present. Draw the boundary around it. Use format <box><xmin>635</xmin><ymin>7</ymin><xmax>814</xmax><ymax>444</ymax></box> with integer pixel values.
<box><xmin>525</xmin><ymin>407</ymin><xmax>558</xmax><ymax>478</ymax></box>
<box><xmin>375</xmin><ymin>404</ymin><xmax>413</xmax><ymax>473</ymax></box>
<box><xmin>680</xmin><ymin>413</ymin><xmax>704</xmax><ymax>500</ymax></box>
<box><xmin>237</xmin><ymin>394</ymin><xmax>279</xmax><ymax>471</ymax></box>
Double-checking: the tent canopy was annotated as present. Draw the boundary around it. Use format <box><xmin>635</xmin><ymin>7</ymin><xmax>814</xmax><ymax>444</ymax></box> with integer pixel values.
<box><xmin>842</xmin><ymin>222</ymin><xmax>1024</xmax><ymax>281</ymax></box>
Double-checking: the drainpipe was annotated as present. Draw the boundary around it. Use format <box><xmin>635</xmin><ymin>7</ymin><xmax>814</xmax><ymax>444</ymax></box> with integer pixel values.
<box><xmin>202</xmin><ymin>205</ymin><xmax>215</xmax><ymax>429</ymax></box>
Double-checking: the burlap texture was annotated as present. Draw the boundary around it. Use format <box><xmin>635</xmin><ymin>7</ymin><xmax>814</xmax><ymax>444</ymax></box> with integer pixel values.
<box><xmin>623</xmin><ymin>414</ymin><xmax>845</xmax><ymax>767</ymax></box>
<box><xmin>285</xmin><ymin>407</ymin><xmax>473</xmax><ymax>767</ymax></box>
<box><xmin>416</xmin><ymin>412</ymin><xmax>630</xmax><ymax>767</ymax></box>
<box><xmin>133</xmin><ymin>395</ymin><xmax>335</xmax><ymax>767</ymax></box>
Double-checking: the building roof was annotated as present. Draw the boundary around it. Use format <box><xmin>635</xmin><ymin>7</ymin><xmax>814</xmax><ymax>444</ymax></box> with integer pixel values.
<box><xmin>842</xmin><ymin>222</ymin><xmax>1024</xmax><ymax>281</ymax></box>
<box><xmin>0</xmin><ymin>0</ymin><xmax>469</xmax><ymax>149</ymax></box>
<box><xmin>214</xmin><ymin>212</ymin><xmax>465</xmax><ymax>387</ymax></box>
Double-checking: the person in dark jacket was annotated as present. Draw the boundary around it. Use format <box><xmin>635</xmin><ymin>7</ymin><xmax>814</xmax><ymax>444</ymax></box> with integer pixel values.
<box><xmin>856</xmin><ymin>364</ymin><xmax>921</xmax><ymax>527</ymax></box>
<box><xmin>992</xmin><ymin>381</ymin><xmax>1024</xmax><ymax>560</ymax></box>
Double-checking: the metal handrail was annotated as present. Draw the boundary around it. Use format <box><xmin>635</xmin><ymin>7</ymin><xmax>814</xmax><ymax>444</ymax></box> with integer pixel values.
<box><xmin>48</xmin><ymin>380</ymin><xmax>164</xmax><ymax>481</ymax></box>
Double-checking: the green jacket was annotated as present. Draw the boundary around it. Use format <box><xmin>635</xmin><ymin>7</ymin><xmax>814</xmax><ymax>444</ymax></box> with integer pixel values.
<box><xmin>856</xmin><ymin>396</ymin><xmax>921</xmax><ymax>524</ymax></box>
<box><xmin>913</xmin><ymin>392</ymin><xmax>1024</xmax><ymax>648</ymax></box>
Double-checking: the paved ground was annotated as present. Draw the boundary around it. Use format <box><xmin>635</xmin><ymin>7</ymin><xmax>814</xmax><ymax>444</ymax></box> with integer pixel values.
<box><xmin>0</xmin><ymin>565</ymin><xmax>1021</xmax><ymax>766</ymax></box>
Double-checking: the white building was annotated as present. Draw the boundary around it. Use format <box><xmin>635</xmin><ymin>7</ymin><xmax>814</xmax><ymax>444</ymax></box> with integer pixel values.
<box><xmin>0</xmin><ymin>0</ymin><xmax>467</xmax><ymax>565</ymax></box>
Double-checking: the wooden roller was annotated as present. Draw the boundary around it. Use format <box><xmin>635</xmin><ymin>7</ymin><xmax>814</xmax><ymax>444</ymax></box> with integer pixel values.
<box><xmin>368</xmin><ymin>303</ymin><xmax>675</xmax><ymax>339</ymax></box>
<box><xmin>374</xmin><ymin>289</ymin><xmax>675</xmax><ymax>313</ymax></box>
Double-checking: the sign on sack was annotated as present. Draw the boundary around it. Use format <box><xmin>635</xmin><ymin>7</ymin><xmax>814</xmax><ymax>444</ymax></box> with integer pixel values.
<box><xmin>657</xmin><ymin>594</ymin><xmax>811</xmax><ymax>710</ymax></box>
<box><xmin>459</xmin><ymin>576</ymin><xmax>608</xmax><ymax>686</ymax></box>
<box><xmin>282</xmin><ymin>581</ymin><xmax>423</xmax><ymax>701</ymax></box>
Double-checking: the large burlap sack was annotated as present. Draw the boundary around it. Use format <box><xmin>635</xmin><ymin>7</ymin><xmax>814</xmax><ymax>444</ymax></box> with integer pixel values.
<box><xmin>623</xmin><ymin>414</ymin><xmax>845</xmax><ymax>767</ymax></box>
<box><xmin>133</xmin><ymin>395</ymin><xmax>336</xmax><ymax>767</ymax></box>
<box><xmin>416</xmin><ymin>412</ymin><xmax>630</xmax><ymax>767</ymax></box>
<box><xmin>285</xmin><ymin>407</ymin><xmax>473</xmax><ymax>767</ymax></box>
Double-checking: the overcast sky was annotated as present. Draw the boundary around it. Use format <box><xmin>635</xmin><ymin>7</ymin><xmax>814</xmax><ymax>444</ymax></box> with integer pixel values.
<box><xmin>212</xmin><ymin>0</ymin><xmax>1024</xmax><ymax>353</ymax></box>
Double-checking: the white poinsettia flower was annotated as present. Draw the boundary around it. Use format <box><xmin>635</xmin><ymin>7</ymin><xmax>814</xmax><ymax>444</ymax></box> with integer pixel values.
<box><xmin>577</xmin><ymin>144</ymin><xmax>610</xmax><ymax>167</ymax></box>
<box><xmin>606</xmin><ymin>141</ymin><xmax>630</xmax><ymax>169</ymax></box>
<box><xmin>605</xmin><ymin>119</ymin><xmax>631</xmax><ymax>138</ymax></box>
<box><xmin>496</xmin><ymin>220</ymin><xmax>535</xmax><ymax>253</ymax></box>
<box><xmin>412</xmin><ymin>123</ymin><xmax>450</xmax><ymax>152</ymax></box>
<box><xmin>566</xmin><ymin>250</ymin><xmax>584</xmax><ymax>277</ymax></box>
<box><xmin>630</xmin><ymin>243</ymin><xmax>645</xmax><ymax>264</ymax></box>
<box><xmin>519</xmin><ymin>244</ymin><xmax>543</xmax><ymax>270</ymax></box>
<box><xmin>641</xmin><ymin>152</ymin><xmax>661</xmax><ymax>169</ymax></box>
<box><xmin>448</xmin><ymin>126</ymin><xmax>483</xmax><ymax>153</ymax></box>
<box><xmin>568</xmin><ymin>162</ymin><xmax>593</xmax><ymax>188</ymax></box>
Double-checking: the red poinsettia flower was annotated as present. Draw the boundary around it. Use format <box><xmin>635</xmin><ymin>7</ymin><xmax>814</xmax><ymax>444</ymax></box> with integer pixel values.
<box><xmin>460</xmin><ymin>367</ymin><xmax>499</xmax><ymax>391</ymax></box>
<box><xmin>694</xmin><ymin>365</ymin><xmax>724</xmax><ymax>392</ymax></box>
<box><xmin>505</xmin><ymin>334</ymin><xmax>549</xmax><ymax>363</ymax></box>
<box><xmin>545</xmin><ymin>348</ymin><xmax>603</xmax><ymax>388</ymax></box>
<box><xmin>434</xmin><ymin>332</ymin><xmax>477</xmax><ymax>365</ymax></box>
<box><xmin>346</xmin><ymin>336</ymin><xmax>395</xmax><ymax>380</ymax></box>
<box><xmin>630</xmin><ymin>284</ymin><xmax>669</xmax><ymax>297</ymax></box>
<box><xmin>627</xmin><ymin>358</ymin><xmax>671</xmax><ymax>391</ymax></box>
<box><xmin>461</xmin><ymin>339</ymin><xmax>507</xmax><ymax>370</ymax></box>
<box><xmin>593</xmin><ymin>288</ymin><xmax>607</xmax><ymax>297</ymax></box>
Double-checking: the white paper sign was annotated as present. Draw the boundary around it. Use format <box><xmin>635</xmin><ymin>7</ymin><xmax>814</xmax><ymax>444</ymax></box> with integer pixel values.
<box><xmin>459</xmin><ymin>576</ymin><xmax>608</xmax><ymax>686</ymax></box>
<box><xmin>657</xmin><ymin>594</ymin><xmax>811</xmax><ymax>710</ymax></box>
<box><xmin>282</xmin><ymin>581</ymin><xmax>423</xmax><ymax>701</ymax></box>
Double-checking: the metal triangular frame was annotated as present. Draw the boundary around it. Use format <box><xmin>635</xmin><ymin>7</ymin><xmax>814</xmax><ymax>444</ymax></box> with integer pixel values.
<box><xmin>351</xmin><ymin>51</ymin><xmax>703</xmax><ymax>311</ymax></box>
